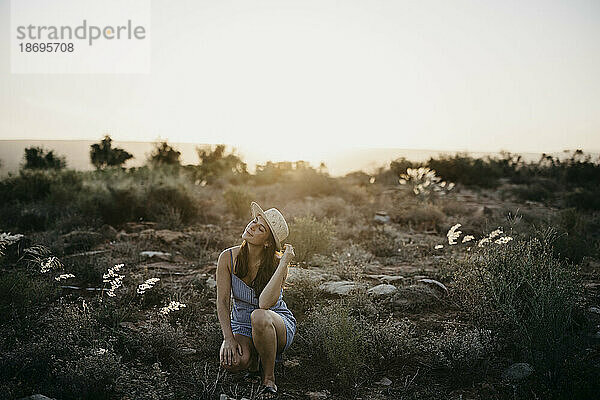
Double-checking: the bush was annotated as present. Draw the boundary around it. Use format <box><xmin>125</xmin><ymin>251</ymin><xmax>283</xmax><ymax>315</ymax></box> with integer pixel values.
<box><xmin>147</xmin><ymin>184</ymin><xmax>198</xmax><ymax>224</ymax></box>
<box><xmin>452</xmin><ymin>231</ymin><xmax>582</xmax><ymax>379</ymax></box>
<box><xmin>283</xmin><ymin>273</ymin><xmax>324</xmax><ymax>316</ymax></box>
<box><xmin>147</xmin><ymin>141</ymin><xmax>181</xmax><ymax>166</ymax></box>
<box><xmin>417</xmin><ymin>324</ymin><xmax>495</xmax><ymax>386</ymax></box>
<box><xmin>90</xmin><ymin>135</ymin><xmax>134</xmax><ymax>170</ymax></box>
<box><xmin>0</xmin><ymin>270</ymin><xmax>61</xmax><ymax>321</ymax></box>
<box><xmin>299</xmin><ymin>301</ymin><xmax>368</xmax><ymax>388</ymax></box>
<box><xmin>427</xmin><ymin>153</ymin><xmax>503</xmax><ymax>188</ymax></box>
<box><xmin>357</xmin><ymin>226</ymin><xmax>397</xmax><ymax>257</ymax></box>
<box><xmin>287</xmin><ymin>215</ymin><xmax>335</xmax><ymax>263</ymax></box>
<box><xmin>22</xmin><ymin>146</ymin><xmax>67</xmax><ymax>170</ymax></box>
<box><xmin>222</xmin><ymin>187</ymin><xmax>254</xmax><ymax>220</ymax></box>
<box><xmin>393</xmin><ymin>203</ymin><xmax>446</xmax><ymax>232</ymax></box>
<box><xmin>299</xmin><ymin>300</ymin><xmax>415</xmax><ymax>390</ymax></box>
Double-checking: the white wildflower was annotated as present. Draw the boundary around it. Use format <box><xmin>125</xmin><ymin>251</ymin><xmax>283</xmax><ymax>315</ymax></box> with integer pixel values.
<box><xmin>40</xmin><ymin>256</ymin><xmax>62</xmax><ymax>273</ymax></box>
<box><xmin>462</xmin><ymin>235</ymin><xmax>475</xmax><ymax>243</ymax></box>
<box><xmin>103</xmin><ymin>264</ymin><xmax>125</xmax><ymax>297</ymax></box>
<box><xmin>435</xmin><ymin>244</ymin><xmax>444</xmax><ymax>249</ymax></box>
<box><xmin>94</xmin><ymin>348</ymin><xmax>108</xmax><ymax>355</ymax></box>
<box><xmin>0</xmin><ymin>232</ymin><xmax>24</xmax><ymax>256</ymax></box>
<box><xmin>494</xmin><ymin>236</ymin><xmax>513</xmax><ymax>244</ymax></box>
<box><xmin>447</xmin><ymin>223</ymin><xmax>462</xmax><ymax>245</ymax></box>
<box><xmin>159</xmin><ymin>301</ymin><xmax>187</xmax><ymax>315</ymax></box>
<box><xmin>478</xmin><ymin>237</ymin><xmax>491</xmax><ymax>247</ymax></box>
<box><xmin>488</xmin><ymin>228</ymin><xmax>503</xmax><ymax>240</ymax></box>
<box><xmin>55</xmin><ymin>273</ymin><xmax>75</xmax><ymax>281</ymax></box>
<box><xmin>137</xmin><ymin>277</ymin><xmax>160</xmax><ymax>295</ymax></box>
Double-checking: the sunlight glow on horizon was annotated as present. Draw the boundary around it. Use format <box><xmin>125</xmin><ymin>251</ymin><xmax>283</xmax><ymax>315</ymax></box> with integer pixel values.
<box><xmin>1</xmin><ymin>0</ymin><xmax>599</xmax><ymax>158</ymax></box>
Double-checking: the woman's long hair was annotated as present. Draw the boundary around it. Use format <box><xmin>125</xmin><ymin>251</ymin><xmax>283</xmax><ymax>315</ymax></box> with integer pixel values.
<box><xmin>234</xmin><ymin>234</ymin><xmax>289</xmax><ymax>298</ymax></box>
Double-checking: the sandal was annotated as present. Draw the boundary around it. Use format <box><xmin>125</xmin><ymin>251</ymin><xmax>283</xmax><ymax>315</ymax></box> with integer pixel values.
<box><xmin>258</xmin><ymin>384</ymin><xmax>278</xmax><ymax>399</ymax></box>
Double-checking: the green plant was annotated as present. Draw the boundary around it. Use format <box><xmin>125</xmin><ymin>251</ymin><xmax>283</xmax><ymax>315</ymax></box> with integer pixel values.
<box><xmin>287</xmin><ymin>215</ymin><xmax>335</xmax><ymax>263</ymax></box>
<box><xmin>22</xmin><ymin>146</ymin><xmax>67</xmax><ymax>170</ymax></box>
<box><xmin>90</xmin><ymin>135</ymin><xmax>134</xmax><ymax>170</ymax></box>
<box><xmin>451</xmin><ymin>230</ymin><xmax>582</xmax><ymax>382</ymax></box>
<box><xmin>222</xmin><ymin>187</ymin><xmax>254</xmax><ymax>219</ymax></box>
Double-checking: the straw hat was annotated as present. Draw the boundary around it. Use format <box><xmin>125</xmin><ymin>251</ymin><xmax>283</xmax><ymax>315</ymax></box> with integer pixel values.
<box><xmin>250</xmin><ymin>201</ymin><xmax>289</xmax><ymax>251</ymax></box>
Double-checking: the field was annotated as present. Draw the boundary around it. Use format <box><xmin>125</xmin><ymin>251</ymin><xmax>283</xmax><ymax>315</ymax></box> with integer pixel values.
<box><xmin>1</xmin><ymin>151</ymin><xmax>599</xmax><ymax>400</ymax></box>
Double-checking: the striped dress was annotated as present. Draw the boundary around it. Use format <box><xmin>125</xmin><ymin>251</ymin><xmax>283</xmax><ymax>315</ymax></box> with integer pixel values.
<box><xmin>228</xmin><ymin>248</ymin><xmax>297</xmax><ymax>363</ymax></box>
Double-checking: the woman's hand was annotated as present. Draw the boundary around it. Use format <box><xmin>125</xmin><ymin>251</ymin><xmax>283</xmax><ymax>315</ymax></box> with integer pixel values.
<box><xmin>281</xmin><ymin>244</ymin><xmax>295</xmax><ymax>262</ymax></box>
<box><xmin>220</xmin><ymin>337</ymin><xmax>243</xmax><ymax>367</ymax></box>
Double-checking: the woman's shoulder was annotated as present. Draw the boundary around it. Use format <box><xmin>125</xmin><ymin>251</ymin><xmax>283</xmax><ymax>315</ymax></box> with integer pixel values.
<box><xmin>219</xmin><ymin>245</ymin><xmax>242</xmax><ymax>269</ymax></box>
<box><xmin>220</xmin><ymin>245</ymin><xmax>241</xmax><ymax>257</ymax></box>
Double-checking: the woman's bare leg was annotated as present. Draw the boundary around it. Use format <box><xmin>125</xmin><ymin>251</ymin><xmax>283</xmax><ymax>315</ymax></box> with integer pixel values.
<box><xmin>250</xmin><ymin>309</ymin><xmax>287</xmax><ymax>388</ymax></box>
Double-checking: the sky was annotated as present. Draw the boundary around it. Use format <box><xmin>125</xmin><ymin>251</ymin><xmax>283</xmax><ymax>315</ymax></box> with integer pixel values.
<box><xmin>1</xmin><ymin>0</ymin><xmax>599</xmax><ymax>164</ymax></box>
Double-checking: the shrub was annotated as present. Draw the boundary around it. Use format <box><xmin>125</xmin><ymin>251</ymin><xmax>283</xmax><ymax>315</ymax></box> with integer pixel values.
<box><xmin>0</xmin><ymin>270</ymin><xmax>61</xmax><ymax>321</ymax></box>
<box><xmin>193</xmin><ymin>144</ymin><xmax>248</xmax><ymax>185</ymax></box>
<box><xmin>393</xmin><ymin>203</ymin><xmax>446</xmax><ymax>232</ymax></box>
<box><xmin>287</xmin><ymin>215</ymin><xmax>335</xmax><ymax>263</ymax></box>
<box><xmin>222</xmin><ymin>187</ymin><xmax>254</xmax><ymax>220</ymax></box>
<box><xmin>299</xmin><ymin>301</ymin><xmax>368</xmax><ymax>388</ymax></box>
<box><xmin>418</xmin><ymin>324</ymin><xmax>495</xmax><ymax>386</ymax></box>
<box><xmin>22</xmin><ymin>146</ymin><xmax>67</xmax><ymax>170</ymax></box>
<box><xmin>330</xmin><ymin>243</ymin><xmax>374</xmax><ymax>281</ymax></box>
<box><xmin>90</xmin><ymin>135</ymin><xmax>134</xmax><ymax>170</ymax></box>
<box><xmin>299</xmin><ymin>300</ymin><xmax>415</xmax><ymax>390</ymax></box>
<box><xmin>283</xmin><ymin>273</ymin><xmax>324</xmax><ymax>316</ymax></box>
<box><xmin>451</xmin><ymin>231</ymin><xmax>582</xmax><ymax>379</ymax></box>
<box><xmin>427</xmin><ymin>153</ymin><xmax>503</xmax><ymax>188</ymax></box>
<box><xmin>147</xmin><ymin>184</ymin><xmax>198</xmax><ymax>224</ymax></box>
<box><xmin>147</xmin><ymin>141</ymin><xmax>181</xmax><ymax>166</ymax></box>
<box><xmin>115</xmin><ymin>320</ymin><xmax>189</xmax><ymax>367</ymax></box>
<box><xmin>357</xmin><ymin>226</ymin><xmax>397</xmax><ymax>257</ymax></box>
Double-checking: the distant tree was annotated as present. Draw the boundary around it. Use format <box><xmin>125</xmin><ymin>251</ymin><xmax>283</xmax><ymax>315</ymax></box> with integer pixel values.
<box><xmin>90</xmin><ymin>135</ymin><xmax>134</xmax><ymax>170</ymax></box>
<box><xmin>148</xmin><ymin>140</ymin><xmax>181</xmax><ymax>166</ymax></box>
<box><xmin>194</xmin><ymin>144</ymin><xmax>248</xmax><ymax>184</ymax></box>
<box><xmin>22</xmin><ymin>146</ymin><xmax>66</xmax><ymax>170</ymax></box>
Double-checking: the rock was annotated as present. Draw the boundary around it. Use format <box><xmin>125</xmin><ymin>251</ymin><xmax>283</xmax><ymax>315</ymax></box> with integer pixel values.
<box><xmin>18</xmin><ymin>395</ymin><xmax>56</xmax><ymax>400</ymax></box>
<box><xmin>306</xmin><ymin>390</ymin><xmax>329</xmax><ymax>399</ymax></box>
<box><xmin>140</xmin><ymin>251</ymin><xmax>172</xmax><ymax>261</ymax></box>
<box><xmin>287</xmin><ymin>267</ymin><xmax>330</xmax><ymax>283</ymax></box>
<box><xmin>368</xmin><ymin>284</ymin><xmax>398</xmax><ymax>296</ymax></box>
<box><xmin>63</xmin><ymin>249</ymin><xmax>110</xmax><ymax>259</ymax></box>
<box><xmin>98</xmin><ymin>224</ymin><xmax>118</xmax><ymax>240</ymax></box>
<box><xmin>61</xmin><ymin>231</ymin><xmax>104</xmax><ymax>252</ymax></box>
<box><xmin>375</xmin><ymin>376</ymin><xmax>392</xmax><ymax>386</ymax></box>
<box><xmin>392</xmin><ymin>285</ymin><xmax>441</xmax><ymax>312</ymax></box>
<box><xmin>366</xmin><ymin>274</ymin><xmax>404</xmax><ymax>284</ymax></box>
<box><xmin>181</xmin><ymin>347</ymin><xmax>197</xmax><ymax>355</ymax></box>
<box><xmin>417</xmin><ymin>278</ymin><xmax>448</xmax><ymax>295</ymax></box>
<box><xmin>319</xmin><ymin>280</ymin><xmax>362</xmax><ymax>296</ymax></box>
<box><xmin>119</xmin><ymin>321</ymin><xmax>138</xmax><ymax>330</ymax></box>
<box><xmin>501</xmin><ymin>363</ymin><xmax>534</xmax><ymax>382</ymax></box>
<box><xmin>374</xmin><ymin>211</ymin><xmax>390</xmax><ymax>224</ymax></box>
<box><xmin>206</xmin><ymin>277</ymin><xmax>217</xmax><ymax>289</ymax></box>
<box><xmin>155</xmin><ymin>229</ymin><xmax>188</xmax><ymax>244</ymax></box>
<box><xmin>283</xmin><ymin>358</ymin><xmax>300</xmax><ymax>368</ymax></box>
<box><xmin>116</xmin><ymin>230</ymin><xmax>133</xmax><ymax>241</ymax></box>
<box><xmin>123</xmin><ymin>222</ymin><xmax>157</xmax><ymax>233</ymax></box>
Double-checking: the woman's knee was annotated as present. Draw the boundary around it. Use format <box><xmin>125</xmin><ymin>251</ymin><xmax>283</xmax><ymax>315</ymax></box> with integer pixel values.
<box><xmin>250</xmin><ymin>309</ymin><xmax>273</xmax><ymax>331</ymax></box>
<box><xmin>221</xmin><ymin>352</ymin><xmax>250</xmax><ymax>372</ymax></box>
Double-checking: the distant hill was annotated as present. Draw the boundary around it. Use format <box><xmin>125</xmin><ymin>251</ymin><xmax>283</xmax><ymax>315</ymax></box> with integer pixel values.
<box><xmin>0</xmin><ymin>139</ymin><xmax>595</xmax><ymax>178</ymax></box>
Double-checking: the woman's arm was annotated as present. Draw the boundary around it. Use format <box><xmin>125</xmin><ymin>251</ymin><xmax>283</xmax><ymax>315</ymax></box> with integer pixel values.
<box><xmin>258</xmin><ymin>246</ymin><xmax>294</xmax><ymax>309</ymax></box>
<box><xmin>215</xmin><ymin>249</ymin><xmax>234</xmax><ymax>340</ymax></box>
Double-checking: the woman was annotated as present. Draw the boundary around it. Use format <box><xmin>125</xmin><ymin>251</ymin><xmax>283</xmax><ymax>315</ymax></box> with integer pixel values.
<box><xmin>216</xmin><ymin>201</ymin><xmax>297</xmax><ymax>399</ymax></box>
